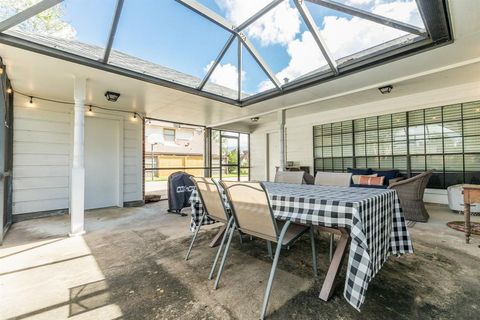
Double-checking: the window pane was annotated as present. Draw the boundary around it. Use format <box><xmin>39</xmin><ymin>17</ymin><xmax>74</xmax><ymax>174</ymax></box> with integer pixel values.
<box><xmin>465</xmin><ymin>154</ymin><xmax>480</xmax><ymax>171</ymax></box>
<box><xmin>409</xmin><ymin>140</ymin><xmax>425</xmax><ymax>155</ymax></box>
<box><xmin>354</xmin><ymin>131</ymin><xmax>366</xmax><ymax>144</ymax></box>
<box><xmin>408</xmin><ymin>125</ymin><xmax>424</xmax><ymax>140</ymax></box>
<box><xmin>379</xmin><ymin>156</ymin><xmax>393</xmax><ymax>169</ymax></box>
<box><xmin>425</xmin><ymin>107</ymin><xmax>442</xmax><ymax>124</ymax></box>
<box><xmin>443</xmin><ymin>121</ymin><xmax>462</xmax><ymax>137</ymax></box>
<box><xmin>314</xmin><ymin>147</ymin><xmax>322</xmax><ymax>158</ymax></box>
<box><xmin>464</xmin><ymin>137</ymin><xmax>480</xmax><ymax>153</ymax></box>
<box><xmin>342</xmin><ymin>133</ymin><xmax>353</xmax><ymax>145</ymax></box>
<box><xmin>443</xmin><ymin>104</ymin><xmax>462</xmax><ymax>121</ymax></box>
<box><xmin>342</xmin><ymin>121</ymin><xmax>353</xmax><ymax>133</ymax></box>
<box><xmin>411</xmin><ymin>156</ymin><xmax>426</xmax><ymax>171</ymax></box>
<box><xmin>222</xmin><ymin>137</ymin><xmax>238</xmax><ymax>164</ymax></box>
<box><xmin>425</xmin><ymin>138</ymin><xmax>443</xmax><ymax>154</ymax></box>
<box><xmin>394</xmin><ymin>156</ymin><xmax>407</xmax><ymax>171</ymax></box>
<box><xmin>343</xmin><ymin>145</ymin><xmax>353</xmax><ymax>157</ymax></box>
<box><xmin>366</xmin><ymin>143</ymin><xmax>378</xmax><ymax>156</ymax></box>
<box><xmin>426</xmin><ymin>155</ymin><xmax>443</xmax><ymax>171</ymax></box>
<box><xmin>379</xmin><ymin>142</ymin><xmax>392</xmax><ymax>156</ymax></box>
<box><xmin>240</xmin><ymin>134</ymin><xmax>249</xmax><ymax>167</ymax></box>
<box><xmin>393</xmin><ymin>127</ymin><xmax>407</xmax><ymax>141</ymax></box>
<box><xmin>332</xmin><ymin>146</ymin><xmax>342</xmax><ymax>157</ymax></box>
<box><xmin>343</xmin><ymin>157</ymin><xmax>353</xmax><ymax>169</ymax></box>
<box><xmin>366</xmin><ymin>130</ymin><xmax>378</xmax><ymax>143</ymax></box>
<box><xmin>365</xmin><ymin>117</ymin><xmax>378</xmax><ymax>130</ymax></box>
<box><xmin>463</xmin><ymin>119</ymin><xmax>480</xmax><ymax>136</ymax></box>
<box><xmin>444</xmin><ymin>137</ymin><xmax>462</xmax><ymax>153</ymax></box>
<box><xmin>378</xmin><ymin>129</ymin><xmax>392</xmax><ymax>142</ymax></box>
<box><xmin>355</xmin><ymin>144</ymin><xmax>366</xmax><ymax>156</ymax></box>
<box><xmin>444</xmin><ymin>155</ymin><xmax>463</xmax><ymax>171</ymax></box>
<box><xmin>356</xmin><ymin>157</ymin><xmax>367</xmax><ymax>168</ymax></box>
<box><xmin>367</xmin><ymin>157</ymin><xmax>379</xmax><ymax>168</ymax></box>
<box><xmin>425</xmin><ymin>124</ymin><xmax>443</xmax><ymax>139</ymax></box>
<box><xmin>393</xmin><ymin>140</ymin><xmax>407</xmax><ymax>155</ymax></box>
<box><xmin>463</xmin><ymin>102</ymin><xmax>480</xmax><ymax>119</ymax></box>
<box><xmin>408</xmin><ymin>110</ymin><xmax>424</xmax><ymax>126</ymax></box>
<box><xmin>378</xmin><ymin>114</ymin><xmax>391</xmax><ymax>129</ymax></box>
<box><xmin>392</xmin><ymin>113</ymin><xmax>407</xmax><ymax>127</ymax></box>
<box><xmin>354</xmin><ymin>118</ymin><xmax>365</xmax><ymax>131</ymax></box>
<box><xmin>333</xmin><ymin>158</ymin><xmax>343</xmax><ymax>171</ymax></box>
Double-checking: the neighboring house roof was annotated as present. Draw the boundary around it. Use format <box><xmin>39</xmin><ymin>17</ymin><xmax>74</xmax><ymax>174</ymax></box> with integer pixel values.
<box><xmin>7</xmin><ymin>30</ymin><xmax>240</xmax><ymax>99</ymax></box>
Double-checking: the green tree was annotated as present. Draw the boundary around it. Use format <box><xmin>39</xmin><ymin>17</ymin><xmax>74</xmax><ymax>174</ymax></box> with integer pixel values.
<box><xmin>0</xmin><ymin>0</ymin><xmax>75</xmax><ymax>38</ymax></box>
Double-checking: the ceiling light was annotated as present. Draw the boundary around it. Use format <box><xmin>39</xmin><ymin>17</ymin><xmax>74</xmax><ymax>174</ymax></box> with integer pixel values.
<box><xmin>105</xmin><ymin>91</ymin><xmax>120</xmax><ymax>102</ymax></box>
<box><xmin>251</xmin><ymin>117</ymin><xmax>259</xmax><ymax>122</ymax></box>
<box><xmin>378</xmin><ymin>85</ymin><xmax>393</xmax><ymax>94</ymax></box>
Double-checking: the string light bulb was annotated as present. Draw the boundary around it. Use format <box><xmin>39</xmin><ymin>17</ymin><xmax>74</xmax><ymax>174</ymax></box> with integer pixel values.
<box><xmin>7</xmin><ymin>87</ymin><xmax>12</xmax><ymax>94</ymax></box>
<box><xmin>0</xmin><ymin>67</ymin><xmax>3</xmax><ymax>75</ymax></box>
<box><xmin>133</xmin><ymin>113</ymin><xmax>137</xmax><ymax>120</ymax></box>
<box><xmin>28</xmin><ymin>96</ymin><xmax>33</xmax><ymax>106</ymax></box>
<box><xmin>87</xmin><ymin>105</ymin><xmax>93</xmax><ymax>116</ymax></box>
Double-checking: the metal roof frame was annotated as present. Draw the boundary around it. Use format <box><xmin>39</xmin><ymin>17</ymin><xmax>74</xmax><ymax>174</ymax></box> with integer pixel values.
<box><xmin>0</xmin><ymin>0</ymin><xmax>452</xmax><ymax>107</ymax></box>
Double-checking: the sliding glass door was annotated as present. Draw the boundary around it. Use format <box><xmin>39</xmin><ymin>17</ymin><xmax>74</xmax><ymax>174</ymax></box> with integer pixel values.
<box><xmin>212</xmin><ymin>130</ymin><xmax>249</xmax><ymax>181</ymax></box>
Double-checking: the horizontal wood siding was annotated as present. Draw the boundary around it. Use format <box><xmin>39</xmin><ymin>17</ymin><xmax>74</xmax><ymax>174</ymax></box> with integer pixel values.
<box><xmin>12</xmin><ymin>95</ymin><xmax>143</xmax><ymax>214</ymax></box>
<box><xmin>13</xmin><ymin>97</ymin><xmax>72</xmax><ymax>215</ymax></box>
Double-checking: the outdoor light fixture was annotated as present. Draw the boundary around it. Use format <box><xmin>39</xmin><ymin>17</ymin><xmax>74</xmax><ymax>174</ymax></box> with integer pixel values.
<box><xmin>105</xmin><ymin>91</ymin><xmax>120</xmax><ymax>102</ymax></box>
<box><xmin>251</xmin><ymin>117</ymin><xmax>260</xmax><ymax>122</ymax></box>
<box><xmin>0</xmin><ymin>67</ymin><xmax>3</xmax><ymax>75</ymax></box>
<box><xmin>378</xmin><ymin>85</ymin><xmax>393</xmax><ymax>94</ymax></box>
<box><xmin>133</xmin><ymin>113</ymin><xmax>137</xmax><ymax>120</ymax></box>
<box><xmin>7</xmin><ymin>87</ymin><xmax>12</xmax><ymax>94</ymax></box>
<box><xmin>28</xmin><ymin>96</ymin><xmax>33</xmax><ymax>105</ymax></box>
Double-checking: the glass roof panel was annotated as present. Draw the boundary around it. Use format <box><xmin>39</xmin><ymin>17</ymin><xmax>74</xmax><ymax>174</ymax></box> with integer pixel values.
<box><xmin>305</xmin><ymin>1</ymin><xmax>412</xmax><ymax>61</ymax></box>
<box><xmin>244</xmin><ymin>0</ymin><xmax>329</xmax><ymax>86</ymax></box>
<box><xmin>203</xmin><ymin>38</ymin><xmax>239</xmax><ymax>100</ymax></box>
<box><xmin>3</xmin><ymin>0</ymin><xmax>117</xmax><ymax>60</ymax></box>
<box><xmin>0</xmin><ymin>0</ymin><xmax>43</xmax><ymax>23</ymax></box>
<box><xmin>241</xmin><ymin>43</ymin><xmax>275</xmax><ymax>97</ymax></box>
<box><xmin>335</xmin><ymin>0</ymin><xmax>425</xmax><ymax>28</ymax></box>
<box><xmin>109</xmin><ymin>0</ymin><xmax>232</xmax><ymax>89</ymax></box>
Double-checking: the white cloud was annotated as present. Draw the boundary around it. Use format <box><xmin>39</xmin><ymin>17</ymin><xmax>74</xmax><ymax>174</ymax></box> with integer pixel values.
<box><xmin>204</xmin><ymin>60</ymin><xmax>243</xmax><ymax>91</ymax></box>
<box><xmin>215</xmin><ymin>0</ymin><xmax>301</xmax><ymax>46</ymax></box>
<box><xmin>211</xmin><ymin>0</ymin><xmax>422</xmax><ymax>93</ymax></box>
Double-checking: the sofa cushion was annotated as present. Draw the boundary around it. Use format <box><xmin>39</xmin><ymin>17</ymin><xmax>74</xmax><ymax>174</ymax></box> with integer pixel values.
<box><xmin>347</xmin><ymin>168</ymin><xmax>372</xmax><ymax>176</ymax></box>
<box><xmin>351</xmin><ymin>184</ymin><xmax>388</xmax><ymax>189</ymax></box>
<box><xmin>373</xmin><ymin>169</ymin><xmax>399</xmax><ymax>185</ymax></box>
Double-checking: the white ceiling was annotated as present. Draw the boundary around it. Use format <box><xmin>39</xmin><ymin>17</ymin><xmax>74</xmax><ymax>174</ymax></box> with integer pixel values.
<box><xmin>0</xmin><ymin>0</ymin><xmax>479</xmax><ymax>130</ymax></box>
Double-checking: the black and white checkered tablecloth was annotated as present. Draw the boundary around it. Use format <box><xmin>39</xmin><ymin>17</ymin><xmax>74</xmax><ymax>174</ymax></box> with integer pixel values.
<box><xmin>189</xmin><ymin>182</ymin><xmax>413</xmax><ymax>311</ymax></box>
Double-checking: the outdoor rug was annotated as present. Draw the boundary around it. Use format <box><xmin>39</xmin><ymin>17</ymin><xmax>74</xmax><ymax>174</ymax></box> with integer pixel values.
<box><xmin>447</xmin><ymin>221</ymin><xmax>480</xmax><ymax>235</ymax></box>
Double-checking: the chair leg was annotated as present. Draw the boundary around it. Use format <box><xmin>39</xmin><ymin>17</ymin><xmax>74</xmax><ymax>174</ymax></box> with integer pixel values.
<box><xmin>185</xmin><ymin>212</ymin><xmax>206</xmax><ymax>261</ymax></box>
<box><xmin>260</xmin><ymin>221</ymin><xmax>291</xmax><ymax>320</ymax></box>
<box><xmin>329</xmin><ymin>233</ymin><xmax>334</xmax><ymax>262</ymax></box>
<box><xmin>310</xmin><ymin>227</ymin><xmax>317</xmax><ymax>277</ymax></box>
<box><xmin>214</xmin><ymin>223</ymin><xmax>236</xmax><ymax>290</ymax></box>
<box><xmin>208</xmin><ymin>218</ymin><xmax>233</xmax><ymax>280</ymax></box>
<box><xmin>238</xmin><ymin>230</ymin><xmax>243</xmax><ymax>246</ymax></box>
<box><xmin>267</xmin><ymin>241</ymin><xmax>273</xmax><ymax>259</ymax></box>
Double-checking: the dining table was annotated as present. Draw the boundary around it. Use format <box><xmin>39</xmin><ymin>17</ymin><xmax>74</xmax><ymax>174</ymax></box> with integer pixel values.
<box><xmin>189</xmin><ymin>182</ymin><xmax>413</xmax><ymax>311</ymax></box>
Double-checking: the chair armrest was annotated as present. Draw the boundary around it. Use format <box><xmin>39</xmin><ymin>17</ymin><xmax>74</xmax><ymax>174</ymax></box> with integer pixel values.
<box><xmin>388</xmin><ymin>177</ymin><xmax>404</xmax><ymax>186</ymax></box>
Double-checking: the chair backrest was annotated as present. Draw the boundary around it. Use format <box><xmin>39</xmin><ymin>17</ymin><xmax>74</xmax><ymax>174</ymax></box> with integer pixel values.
<box><xmin>314</xmin><ymin>172</ymin><xmax>352</xmax><ymax>187</ymax></box>
<box><xmin>220</xmin><ymin>181</ymin><xmax>278</xmax><ymax>241</ymax></box>
<box><xmin>274</xmin><ymin>171</ymin><xmax>304</xmax><ymax>184</ymax></box>
<box><xmin>191</xmin><ymin>177</ymin><xmax>229</xmax><ymax>222</ymax></box>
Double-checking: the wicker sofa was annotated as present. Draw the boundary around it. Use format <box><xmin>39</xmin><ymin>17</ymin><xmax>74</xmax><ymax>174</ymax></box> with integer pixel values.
<box><xmin>347</xmin><ymin>168</ymin><xmax>404</xmax><ymax>189</ymax></box>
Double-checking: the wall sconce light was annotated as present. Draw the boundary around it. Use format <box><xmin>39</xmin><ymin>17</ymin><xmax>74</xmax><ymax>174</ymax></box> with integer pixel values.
<box><xmin>378</xmin><ymin>85</ymin><xmax>393</xmax><ymax>94</ymax></box>
<box><xmin>105</xmin><ymin>91</ymin><xmax>120</xmax><ymax>102</ymax></box>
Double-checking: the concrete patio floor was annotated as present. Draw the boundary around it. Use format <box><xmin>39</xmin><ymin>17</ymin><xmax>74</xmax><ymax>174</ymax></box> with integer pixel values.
<box><xmin>1</xmin><ymin>202</ymin><xmax>479</xmax><ymax>320</ymax></box>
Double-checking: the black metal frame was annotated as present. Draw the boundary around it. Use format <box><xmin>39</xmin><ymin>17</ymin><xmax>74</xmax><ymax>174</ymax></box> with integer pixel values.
<box><xmin>211</xmin><ymin>129</ymin><xmax>250</xmax><ymax>181</ymax></box>
<box><xmin>0</xmin><ymin>0</ymin><xmax>453</xmax><ymax>107</ymax></box>
<box><xmin>313</xmin><ymin>100</ymin><xmax>480</xmax><ymax>189</ymax></box>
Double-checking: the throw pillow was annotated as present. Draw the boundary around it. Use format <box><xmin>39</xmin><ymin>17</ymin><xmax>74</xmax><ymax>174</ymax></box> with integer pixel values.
<box><xmin>358</xmin><ymin>175</ymin><xmax>385</xmax><ymax>186</ymax></box>
<box><xmin>352</xmin><ymin>174</ymin><xmax>378</xmax><ymax>184</ymax></box>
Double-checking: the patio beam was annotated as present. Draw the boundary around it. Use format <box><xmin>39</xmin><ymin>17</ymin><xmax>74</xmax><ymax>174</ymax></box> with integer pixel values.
<box><xmin>235</xmin><ymin>0</ymin><xmax>284</xmax><ymax>32</ymax></box>
<box><xmin>175</xmin><ymin>0</ymin><xmax>235</xmax><ymax>33</ymax></box>
<box><xmin>176</xmin><ymin>0</ymin><xmax>282</xmax><ymax>91</ymax></box>
<box><xmin>0</xmin><ymin>0</ymin><xmax>64</xmax><ymax>33</ymax></box>
<box><xmin>294</xmin><ymin>0</ymin><xmax>338</xmax><ymax>74</ymax></box>
<box><xmin>198</xmin><ymin>34</ymin><xmax>235</xmax><ymax>90</ymax></box>
<box><xmin>103</xmin><ymin>0</ymin><xmax>125</xmax><ymax>63</ymax></box>
<box><xmin>306</xmin><ymin>0</ymin><xmax>427</xmax><ymax>36</ymax></box>
<box><xmin>237</xmin><ymin>37</ymin><xmax>242</xmax><ymax>100</ymax></box>
<box><xmin>239</xmin><ymin>34</ymin><xmax>282</xmax><ymax>90</ymax></box>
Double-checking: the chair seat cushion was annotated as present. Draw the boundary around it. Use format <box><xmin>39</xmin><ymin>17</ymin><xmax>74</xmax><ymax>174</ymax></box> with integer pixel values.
<box><xmin>276</xmin><ymin>220</ymin><xmax>310</xmax><ymax>245</ymax></box>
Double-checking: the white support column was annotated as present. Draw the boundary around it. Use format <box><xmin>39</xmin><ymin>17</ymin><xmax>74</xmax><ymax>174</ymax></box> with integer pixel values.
<box><xmin>278</xmin><ymin>109</ymin><xmax>286</xmax><ymax>171</ymax></box>
<box><xmin>70</xmin><ymin>76</ymin><xmax>86</xmax><ymax>236</ymax></box>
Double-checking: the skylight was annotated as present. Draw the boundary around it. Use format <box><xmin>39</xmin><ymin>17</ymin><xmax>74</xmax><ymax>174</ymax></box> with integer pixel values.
<box><xmin>0</xmin><ymin>0</ymin><xmax>451</xmax><ymax>106</ymax></box>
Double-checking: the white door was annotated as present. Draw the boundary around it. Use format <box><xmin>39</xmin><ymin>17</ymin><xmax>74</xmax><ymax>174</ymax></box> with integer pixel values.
<box><xmin>85</xmin><ymin>117</ymin><xmax>122</xmax><ymax>209</ymax></box>
<box><xmin>267</xmin><ymin>132</ymin><xmax>279</xmax><ymax>181</ymax></box>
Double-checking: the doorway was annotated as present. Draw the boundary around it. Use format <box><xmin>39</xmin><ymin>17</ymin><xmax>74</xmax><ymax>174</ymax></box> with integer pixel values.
<box><xmin>85</xmin><ymin>117</ymin><xmax>123</xmax><ymax>209</ymax></box>
<box><xmin>0</xmin><ymin>72</ymin><xmax>13</xmax><ymax>245</ymax></box>
<box><xmin>267</xmin><ymin>132</ymin><xmax>279</xmax><ymax>182</ymax></box>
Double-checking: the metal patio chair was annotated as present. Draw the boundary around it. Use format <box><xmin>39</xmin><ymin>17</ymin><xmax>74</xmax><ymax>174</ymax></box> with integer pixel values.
<box><xmin>274</xmin><ymin>171</ymin><xmax>305</xmax><ymax>184</ymax></box>
<box><xmin>216</xmin><ymin>181</ymin><xmax>317</xmax><ymax>320</ymax></box>
<box><xmin>186</xmin><ymin>177</ymin><xmax>233</xmax><ymax>281</ymax></box>
<box><xmin>314</xmin><ymin>171</ymin><xmax>352</xmax><ymax>261</ymax></box>
<box><xmin>314</xmin><ymin>171</ymin><xmax>352</xmax><ymax>187</ymax></box>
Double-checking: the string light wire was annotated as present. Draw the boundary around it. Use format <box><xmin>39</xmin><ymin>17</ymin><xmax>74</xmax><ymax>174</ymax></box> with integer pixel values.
<box><xmin>12</xmin><ymin>89</ymin><xmax>144</xmax><ymax>121</ymax></box>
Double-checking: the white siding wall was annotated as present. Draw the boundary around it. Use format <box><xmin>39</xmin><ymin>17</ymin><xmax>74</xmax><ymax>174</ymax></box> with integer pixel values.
<box><xmin>12</xmin><ymin>95</ymin><xmax>143</xmax><ymax>215</ymax></box>
<box><xmin>249</xmin><ymin>82</ymin><xmax>480</xmax><ymax>203</ymax></box>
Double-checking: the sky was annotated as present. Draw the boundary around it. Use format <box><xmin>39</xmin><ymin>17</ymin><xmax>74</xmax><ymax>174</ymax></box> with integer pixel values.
<box><xmin>6</xmin><ymin>0</ymin><xmax>424</xmax><ymax>96</ymax></box>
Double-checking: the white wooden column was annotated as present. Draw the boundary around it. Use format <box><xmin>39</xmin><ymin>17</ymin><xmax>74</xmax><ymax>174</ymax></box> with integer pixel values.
<box><xmin>70</xmin><ymin>76</ymin><xmax>86</xmax><ymax>236</ymax></box>
<box><xmin>278</xmin><ymin>109</ymin><xmax>286</xmax><ymax>171</ymax></box>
